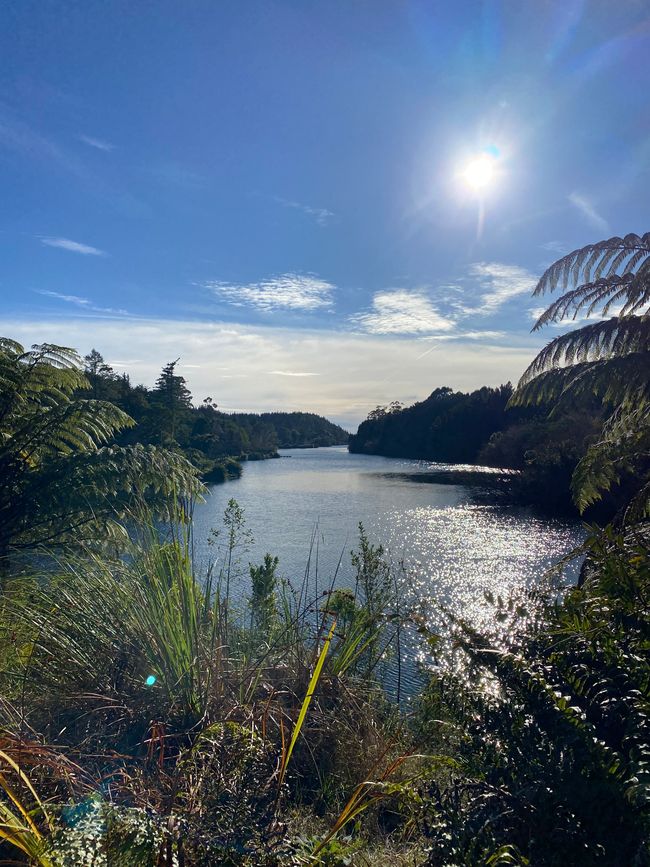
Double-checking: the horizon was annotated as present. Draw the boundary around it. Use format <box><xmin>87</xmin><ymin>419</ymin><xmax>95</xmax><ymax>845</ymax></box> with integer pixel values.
<box><xmin>2</xmin><ymin>1</ymin><xmax>650</xmax><ymax>428</ymax></box>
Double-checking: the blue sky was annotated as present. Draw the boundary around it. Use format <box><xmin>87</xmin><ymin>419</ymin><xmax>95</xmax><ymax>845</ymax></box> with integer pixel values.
<box><xmin>1</xmin><ymin>0</ymin><xmax>649</xmax><ymax>428</ymax></box>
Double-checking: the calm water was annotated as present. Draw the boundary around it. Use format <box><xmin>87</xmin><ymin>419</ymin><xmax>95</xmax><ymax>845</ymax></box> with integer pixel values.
<box><xmin>192</xmin><ymin>447</ymin><xmax>584</xmax><ymax>647</ymax></box>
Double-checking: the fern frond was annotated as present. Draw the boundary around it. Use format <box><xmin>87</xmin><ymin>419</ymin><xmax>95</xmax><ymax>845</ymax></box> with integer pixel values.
<box><xmin>0</xmin><ymin>338</ymin><xmax>203</xmax><ymax>555</ymax></box>
<box><xmin>571</xmin><ymin>404</ymin><xmax>650</xmax><ymax>512</ymax></box>
<box><xmin>511</xmin><ymin>354</ymin><xmax>650</xmax><ymax>412</ymax></box>
<box><xmin>520</xmin><ymin>318</ymin><xmax>650</xmax><ymax>384</ymax></box>
<box><xmin>535</xmin><ymin>233</ymin><xmax>650</xmax><ymax>296</ymax></box>
<box><xmin>531</xmin><ymin>275</ymin><xmax>643</xmax><ymax>329</ymax></box>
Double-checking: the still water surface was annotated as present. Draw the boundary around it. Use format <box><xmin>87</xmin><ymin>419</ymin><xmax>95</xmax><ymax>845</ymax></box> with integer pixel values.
<box><xmin>192</xmin><ymin>447</ymin><xmax>584</xmax><ymax>639</ymax></box>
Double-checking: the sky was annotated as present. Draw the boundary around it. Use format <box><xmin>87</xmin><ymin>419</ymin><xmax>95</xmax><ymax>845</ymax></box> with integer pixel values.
<box><xmin>1</xmin><ymin>0</ymin><xmax>649</xmax><ymax>429</ymax></box>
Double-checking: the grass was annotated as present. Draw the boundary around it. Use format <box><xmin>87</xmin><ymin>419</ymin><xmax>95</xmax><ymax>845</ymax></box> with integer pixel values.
<box><xmin>0</xmin><ymin>501</ymin><xmax>646</xmax><ymax>865</ymax></box>
<box><xmin>0</xmin><ymin>505</ymin><xmax>418</xmax><ymax>865</ymax></box>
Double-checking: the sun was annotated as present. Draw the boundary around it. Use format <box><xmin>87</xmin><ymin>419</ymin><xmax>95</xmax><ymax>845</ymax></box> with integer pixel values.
<box><xmin>463</xmin><ymin>155</ymin><xmax>495</xmax><ymax>190</ymax></box>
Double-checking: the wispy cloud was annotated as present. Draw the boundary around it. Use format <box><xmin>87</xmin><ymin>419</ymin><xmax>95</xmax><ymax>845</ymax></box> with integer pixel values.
<box><xmin>350</xmin><ymin>290</ymin><xmax>455</xmax><ymax>335</ymax></box>
<box><xmin>0</xmin><ymin>108</ymin><xmax>148</xmax><ymax>217</ymax></box>
<box><xmin>568</xmin><ymin>192</ymin><xmax>609</xmax><ymax>234</ymax></box>
<box><xmin>540</xmin><ymin>240</ymin><xmax>568</xmax><ymax>255</ymax></box>
<box><xmin>36</xmin><ymin>290</ymin><xmax>127</xmax><ymax>316</ymax></box>
<box><xmin>79</xmin><ymin>134</ymin><xmax>115</xmax><ymax>152</ymax></box>
<box><xmin>41</xmin><ymin>237</ymin><xmax>106</xmax><ymax>256</ymax></box>
<box><xmin>150</xmin><ymin>161</ymin><xmax>204</xmax><ymax>189</ymax></box>
<box><xmin>464</xmin><ymin>263</ymin><xmax>538</xmax><ymax>315</ymax></box>
<box><xmin>274</xmin><ymin>197</ymin><xmax>334</xmax><ymax>226</ymax></box>
<box><xmin>421</xmin><ymin>330</ymin><xmax>506</xmax><ymax>341</ymax></box>
<box><xmin>270</xmin><ymin>370</ymin><xmax>320</xmax><ymax>377</ymax></box>
<box><xmin>3</xmin><ymin>316</ymin><xmax>538</xmax><ymax>430</ymax></box>
<box><xmin>203</xmin><ymin>273</ymin><xmax>334</xmax><ymax>312</ymax></box>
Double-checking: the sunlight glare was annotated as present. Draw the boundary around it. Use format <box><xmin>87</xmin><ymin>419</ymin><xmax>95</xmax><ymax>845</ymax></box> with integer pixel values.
<box><xmin>463</xmin><ymin>155</ymin><xmax>495</xmax><ymax>190</ymax></box>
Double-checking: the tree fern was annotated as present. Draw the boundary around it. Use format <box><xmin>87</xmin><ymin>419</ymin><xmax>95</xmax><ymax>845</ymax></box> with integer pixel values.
<box><xmin>510</xmin><ymin>234</ymin><xmax>650</xmax><ymax>514</ymax></box>
<box><xmin>0</xmin><ymin>339</ymin><xmax>202</xmax><ymax>560</ymax></box>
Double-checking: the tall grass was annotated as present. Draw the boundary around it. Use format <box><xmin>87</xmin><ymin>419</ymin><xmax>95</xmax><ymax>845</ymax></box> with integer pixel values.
<box><xmin>0</xmin><ymin>503</ymin><xmax>416</xmax><ymax>864</ymax></box>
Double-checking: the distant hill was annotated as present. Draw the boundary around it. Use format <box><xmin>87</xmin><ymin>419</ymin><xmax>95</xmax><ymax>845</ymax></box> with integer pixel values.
<box><xmin>230</xmin><ymin>411</ymin><xmax>349</xmax><ymax>449</ymax></box>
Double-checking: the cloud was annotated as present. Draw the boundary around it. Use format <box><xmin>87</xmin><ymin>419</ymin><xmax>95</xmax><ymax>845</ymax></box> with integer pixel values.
<box><xmin>0</xmin><ymin>316</ymin><xmax>540</xmax><ymax>430</ymax></box>
<box><xmin>568</xmin><ymin>192</ymin><xmax>609</xmax><ymax>234</ymax></box>
<box><xmin>36</xmin><ymin>290</ymin><xmax>128</xmax><ymax>316</ymax></box>
<box><xmin>421</xmin><ymin>330</ymin><xmax>506</xmax><ymax>341</ymax></box>
<box><xmin>350</xmin><ymin>290</ymin><xmax>455</xmax><ymax>335</ymax></box>
<box><xmin>540</xmin><ymin>240</ymin><xmax>568</xmax><ymax>255</ymax></box>
<box><xmin>270</xmin><ymin>370</ymin><xmax>320</xmax><ymax>377</ymax></box>
<box><xmin>79</xmin><ymin>134</ymin><xmax>115</xmax><ymax>152</ymax></box>
<box><xmin>274</xmin><ymin>197</ymin><xmax>334</xmax><ymax>226</ymax></box>
<box><xmin>203</xmin><ymin>273</ymin><xmax>334</xmax><ymax>312</ymax></box>
<box><xmin>41</xmin><ymin>237</ymin><xmax>106</xmax><ymax>256</ymax></box>
<box><xmin>0</xmin><ymin>108</ymin><xmax>147</xmax><ymax>216</ymax></box>
<box><xmin>465</xmin><ymin>263</ymin><xmax>538</xmax><ymax>315</ymax></box>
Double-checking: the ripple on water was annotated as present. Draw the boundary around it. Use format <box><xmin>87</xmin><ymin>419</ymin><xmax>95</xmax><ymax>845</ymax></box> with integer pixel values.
<box><xmin>191</xmin><ymin>448</ymin><xmax>585</xmax><ymax>692</ymax></box>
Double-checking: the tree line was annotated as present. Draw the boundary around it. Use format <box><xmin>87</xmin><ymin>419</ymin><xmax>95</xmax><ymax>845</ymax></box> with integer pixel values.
<box><xmin>82</xmin><ymin>352</ymin><xmax>349</xmax><ymax>483</ymax></box>
<box><xmin>349</xmin><ymin>382</ymin><xmax>612</xmax><ymax>514</ymax></box>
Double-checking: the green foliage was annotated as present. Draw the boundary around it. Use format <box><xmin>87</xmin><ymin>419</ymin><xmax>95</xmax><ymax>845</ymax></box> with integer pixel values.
<box><xmin>323</xmin><ymin>526</ymin><xmax>399</xmax><ymax>681</ymax></box>
<box><xmin>349</xmin><ymin>385</ymin><xmax>513</xmax><ymax>464</ymax></box>
<box><xmin>231</xmin><ymin>411</ymin><xmax>349</xmax><ymax>449</ymax></box>
<box><xmin>250</xmin><ymin>554</ymin><xmax>279</xmax><ymax>634</ymax></box>
<box><xmin>0</xmin><ymin>338</ymin><xmax>201</xmax><ymax>559</ymax></box>
<box><xmin>510</xmin><ymin>233</ymin><xmax>650</xmax><ymax>515</ymax></box>
<box><xmin>9</xmin><ymin>526</ymin><xmax>220</xmax><ymax>729</ymax></box>
<box><xmin>175</xmin><ymin>722</ymin><xmax>283</xmax><ymax>865</ymax></box>
<box><xmin>48</xmin><ymin>799</ymin><xmax>167</xmax><ymax>867</ymax></box>
<box><xmin>152</xmin><ymin>358</ymin><xmax>194</xmax><ymax>445</ymax></box>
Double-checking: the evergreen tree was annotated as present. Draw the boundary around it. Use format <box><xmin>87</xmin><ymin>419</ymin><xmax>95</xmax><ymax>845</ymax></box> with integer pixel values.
<box><xmin>83</xmin><ymin>349</ymin><xmax>116</xmax><ymax>399</ymax></box>
<box><xmin>153</xmin><ymin>359</ymin><xmax>193</xmax><ymax>444</ymax></box>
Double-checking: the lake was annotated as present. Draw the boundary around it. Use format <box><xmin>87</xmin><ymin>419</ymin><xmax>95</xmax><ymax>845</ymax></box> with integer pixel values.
<box><xmin>192</xmin><ymin>447</ymin><xmax>584</xmax><ymax>673</ymax></box>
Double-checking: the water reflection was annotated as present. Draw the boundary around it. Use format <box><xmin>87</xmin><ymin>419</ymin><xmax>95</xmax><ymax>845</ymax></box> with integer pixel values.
<box><xmin>191</xmin><ymin>446</ymin><xmax>584</xmax><ymax>692</ymax></box>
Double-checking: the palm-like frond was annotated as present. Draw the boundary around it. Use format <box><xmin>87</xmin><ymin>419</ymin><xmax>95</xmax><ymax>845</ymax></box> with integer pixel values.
<box><xmin>0</xmin><ymin>339</ymin><xmax>203</xmax><ymax>556</ymax></box>
<box><xmin>535</xmin><ymin>232</ymin><xmax>650</xmax><ymax>295</ymax></box>
<box><xmin>513</xmin><ymin>234</ymin><xmax>650</xmax><ymax>514</ymax></box>
<box><xmin>571</xmin><ymin>404</ymin><xmax>650</xmax><ymax>514</ymax></box>
<box><xmin>511</xmin><ymin>353</ymin><xmax>650</xmax><ymax>422</ymax></box>
<box><xmin>520</xmin><ymin>317</ymin><xmax>650</xmax><ymax>384</ymax></box>
<box><xmin>532</xmin><ymin>234</ymin><xmax>650</xmax><ymax>328</ymax></box>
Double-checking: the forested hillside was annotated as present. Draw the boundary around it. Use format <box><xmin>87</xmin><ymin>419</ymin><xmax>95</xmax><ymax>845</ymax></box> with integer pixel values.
<box><xmin>349</xmin><ymin>385</ymin><xmax>514</xmax><ymax>463</ymax></box>
<box><xmin>232</xmin><ymin>411</ymin><xmax>349</xmax><ymax>448</ymax></box>
<box><xmin>349</xmin><ymin>384</ymin><xmax>605</xmax><ymax>513</ymax></box>
<box><xmin>82</xmin><ymin>351</ymin><xmax>348</xmax><ymax>483</ymax></box>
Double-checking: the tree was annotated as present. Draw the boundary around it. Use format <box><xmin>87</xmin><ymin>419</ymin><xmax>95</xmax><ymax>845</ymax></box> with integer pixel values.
<box><xmin>510</xmin><ymin>232</ymin><xmax>650</xmax><ymax>517</ymax></box>
<box><xmin>83</xmin><ymin>348</ymin><xmax>113</xmax><ymax>378</ymax></box>
<box><xmin>249</xmin><ymin>554</ymin><xmax>279</xmax><ymax>634</ymax></box>
<box><xmin>0</xmin><ymin>339</ymin><xmax>201</xmax><ymax>566</ymax></box>
<box><xmin>83</xmin><ymin>349</ymin><xmax>116</xmax><ymax>400</ymax></box>
<box><xmin>152</xmin><ymin>359</ymin><xmax>193</xmax><ymax>444</ymax></box>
